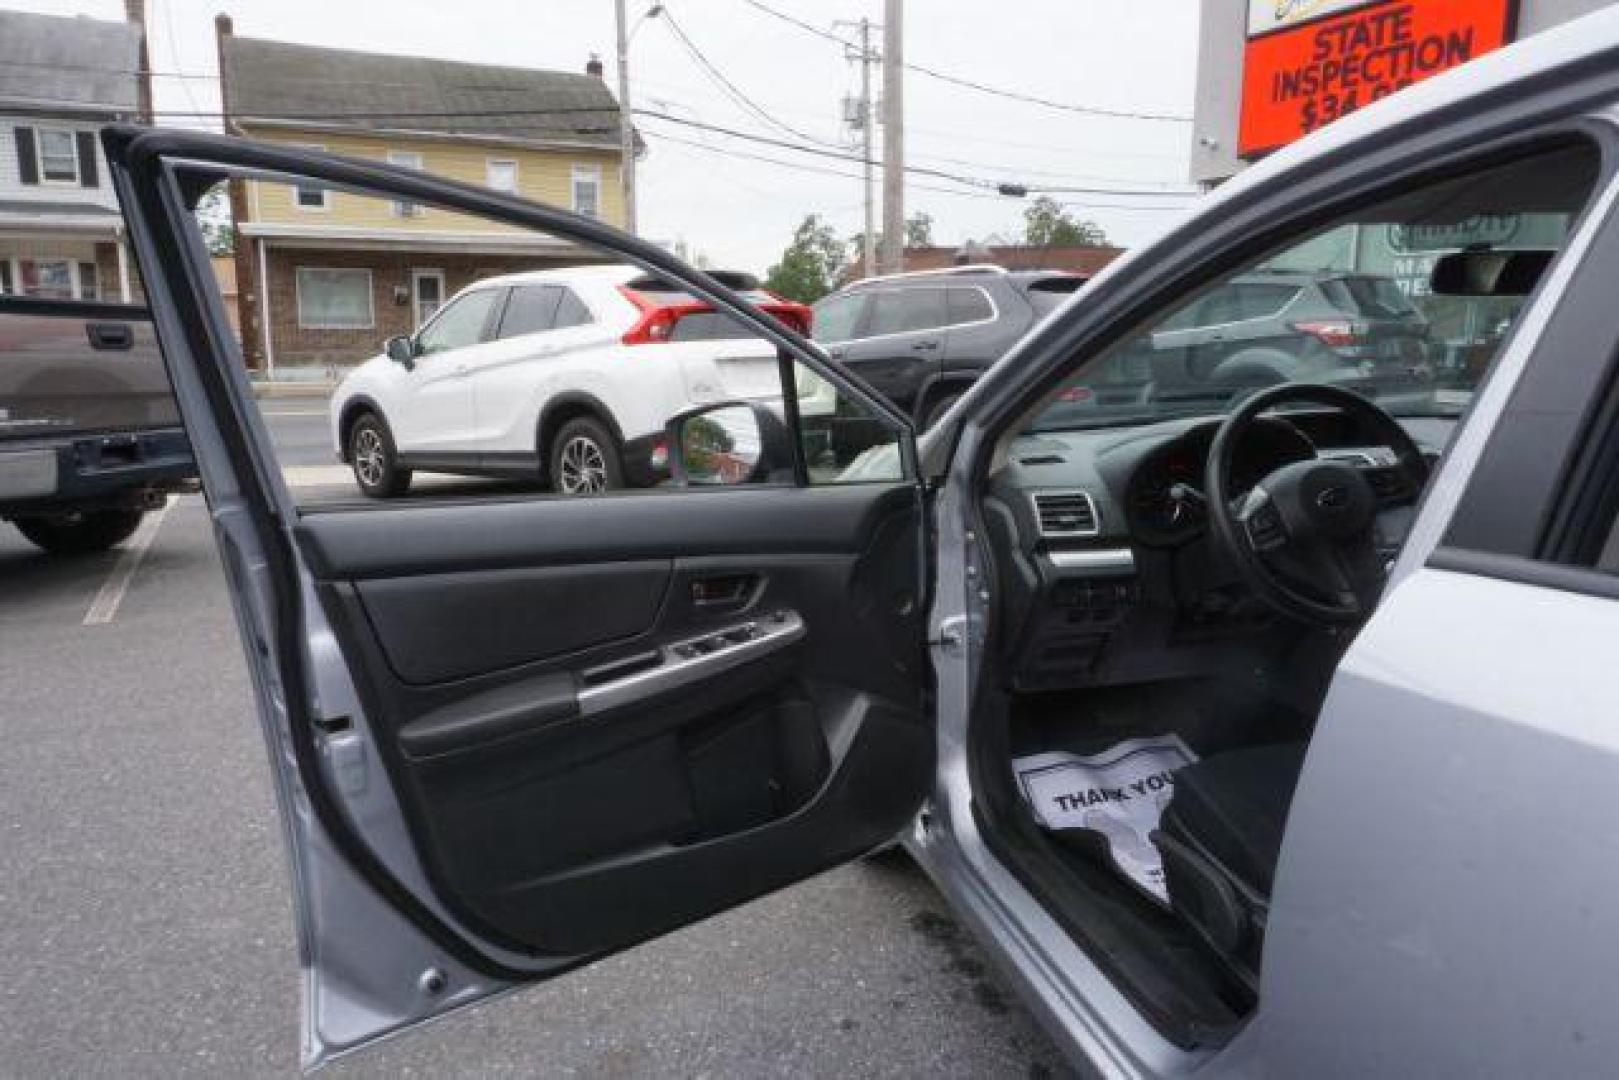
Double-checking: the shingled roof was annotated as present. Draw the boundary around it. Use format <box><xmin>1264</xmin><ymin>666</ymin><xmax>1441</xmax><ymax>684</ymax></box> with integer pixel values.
<box><xmin>0</xmin><ymin>10</ymin><xmax>142</xmax><ymax>117</ymax></box>
<box><xmin>220</xmin><ymin>34</ymin><xmax>623</xmax><ymax>151</ymax></box>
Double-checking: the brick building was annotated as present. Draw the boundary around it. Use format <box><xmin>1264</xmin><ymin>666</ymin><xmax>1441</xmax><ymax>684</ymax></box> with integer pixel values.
<box><xmin>845</xmin><ymin>243</ymin><xmax>1124</xmax><ymax>284</ymax></box>
<box><xmin>216</xmin><ymin>18</ymin><xmax>627</xmax><ymax>372</ymax></box>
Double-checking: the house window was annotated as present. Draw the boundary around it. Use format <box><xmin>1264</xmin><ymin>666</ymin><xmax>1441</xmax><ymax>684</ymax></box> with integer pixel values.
<box><xmin>388</xmin><ymin>151</ymin><xmax>424</xmax><ymax>217</ymax></box>
<box><xmin>78</xmin><ymin>262</ymin><xmax>99</xmax><ymax>301</ymax></box>
<box><xmin>37</xmin><ymin>128</ymin><xmax>79</xmax><ymax>184</ymax></box>
<box><xmin>0</xmin><ymin>261</ymin><xmax>11</xmax><ymax>294</ymax></box>
<box><xmin>487</xmin><ymin>159</ymin><xmax>518</xmax><ymax>194</ymax></box>
<box><xmin>294</xmin><ymin>144</ymin><xmax>328</xmax><ymax>209</ymax></box>
<box><xmin>572</xmin><ymin>164</ymin><xmax>601</xmax><ymax>218</ymax></box>
<box><xmin>296</xmin><ymin>268</ymin><xmax>374</xmax><ymax>330</ymax></box>
<box><xmin>17</xmin><ymin>258</ymin><xmax>75</xmax><ymax>299</ymax></box>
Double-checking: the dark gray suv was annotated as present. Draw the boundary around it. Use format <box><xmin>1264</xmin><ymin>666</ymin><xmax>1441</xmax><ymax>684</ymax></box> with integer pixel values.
<box><xmin>811</xmin><ymin>265</ymin><xmax>1084</xmax><ymax>425</ymax></box>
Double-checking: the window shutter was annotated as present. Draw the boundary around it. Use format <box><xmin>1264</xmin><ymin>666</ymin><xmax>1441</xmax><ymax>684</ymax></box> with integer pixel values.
<box><xmin>75</xmin><ymin>131</ymin><xmax>98</xmax><ymax>187</ymax></box>
<box><xmin>14</xmin><ymin>126</ymin><xmax>38</xmax><ymax>185</ymax></box>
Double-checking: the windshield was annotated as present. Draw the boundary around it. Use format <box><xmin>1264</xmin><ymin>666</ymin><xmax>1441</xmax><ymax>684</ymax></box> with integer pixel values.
<box><xmin>1025</xmin><ymin>144</ymin><xmax>1598</xmax><ymax>434</ymax></box>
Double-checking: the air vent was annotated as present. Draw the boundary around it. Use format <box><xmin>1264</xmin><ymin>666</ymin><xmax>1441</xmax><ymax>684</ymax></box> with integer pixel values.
<box><xmin>1031</xmin><ymin>490</ymin><xmax>1099</xmax><ymax>537</ymax></box>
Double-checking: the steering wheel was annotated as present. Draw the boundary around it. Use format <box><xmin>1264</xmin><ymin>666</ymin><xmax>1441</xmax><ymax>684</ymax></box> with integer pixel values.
<box><xmin>1205</xmin><ymin>383</ymin><xmax>1430</xmax><ymax>626</ymax></box>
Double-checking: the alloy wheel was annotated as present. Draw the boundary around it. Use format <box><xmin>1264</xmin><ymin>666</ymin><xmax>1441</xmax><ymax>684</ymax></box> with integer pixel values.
<box><xmin>353</xmin><ymin>426</ymin><xmax>386</xmax><ymax>488</ymax></box>
<box><xmin>558</xmin><ymin>435</ymin><xmax>608</xmax><ymax>494</ymax></box>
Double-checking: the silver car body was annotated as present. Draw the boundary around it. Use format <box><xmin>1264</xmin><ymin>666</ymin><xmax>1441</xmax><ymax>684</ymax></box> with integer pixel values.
<box><xmin>102</xmin><ymin>7</ymin><xmax>1619</xmax><ymax>1073</ymax></box>
<box><xmin>910</xmin><ymin>11</ymin><xmax>1619</xmax><ymax>1076</ymax></box>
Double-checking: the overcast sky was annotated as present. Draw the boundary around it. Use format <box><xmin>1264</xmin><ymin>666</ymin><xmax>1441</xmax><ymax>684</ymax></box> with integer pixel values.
<box><xmin>18</xmin><ymin>0</ymin><xmax>1204</xmax><ymax>272</ymax></box>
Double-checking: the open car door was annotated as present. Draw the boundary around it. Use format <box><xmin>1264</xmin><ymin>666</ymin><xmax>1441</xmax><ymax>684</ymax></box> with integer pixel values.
<box><xmin>104</xmin><ymin>126</ymin><xmax>932</xmax><ymax>1067</ymax></box>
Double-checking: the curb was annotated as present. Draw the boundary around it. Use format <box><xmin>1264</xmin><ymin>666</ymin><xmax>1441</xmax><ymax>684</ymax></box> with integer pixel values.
<box><xmin>251</xmin><ymin>382</ymin><xmax>337</xmax><ymax>398</ymax></box>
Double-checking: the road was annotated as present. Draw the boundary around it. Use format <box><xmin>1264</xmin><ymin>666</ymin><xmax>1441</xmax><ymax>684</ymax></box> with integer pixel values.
<box><xmin>0</xmin><ymin>394</ymin><xmax>1071</xmax><ymax>1078</ymax></box>
<box><xmin>260</xmin><ymin>392</ymin><xmax>543</xmax><ymax>504</ymax></box>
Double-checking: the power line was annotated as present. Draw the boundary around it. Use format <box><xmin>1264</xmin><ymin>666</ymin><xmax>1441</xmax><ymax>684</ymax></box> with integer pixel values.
<box><xmin>644</xmin><ymin>128</ymin><xmax>1007</xmax><ymax>200</ymax></box>
<box><xmin>157</xmin><ymin>0</ymin><xmax>205</xmax><ymax>116</ymax></box>
<box><xmin>738</xmin><ymin>0</ymin><xmax>1192</xmax><ymax>123</ymax></box>
<box><xmin>658</xmin><ymin>5</ymin><xmax>845</xmax><ymax>149</ymax></box>
<box><xmin>11</xmin><ymin>86</ymin><xmax>1196</xmax><ymax>200</ymax></box>
<box><xmin>643</xmin><ymin>111</ymin><xmax>1197</xmax><ymax>198</ymax></box>
<box><xmin>638</xmin><ymin>109</ymin><xmax>1000</xmax><ymax>189</ymax></box>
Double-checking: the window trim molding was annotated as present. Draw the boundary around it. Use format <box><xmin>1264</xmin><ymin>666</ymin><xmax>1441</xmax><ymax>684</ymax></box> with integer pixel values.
<box><xmin>295</xmin><ymin>266</ymin><xmax>376</xmax><ymax>331</ymax></box>
<box><xmin>486</xmin><ymin>157</ymin><xmax>519</xmax><ymax>195</ymax></box>
<box><xmin>570</xmin><ymin>163</ymin><xmax>602</xmax><ymax>218</ymax></box>
<box><xmin>410</xmin><ymin>267</ymin><xmax>445</xmax><ymax>331</ymax></box>
<box><xmin>35</xmin><ymin>126</ymin><xmax>81</xmax><ymax>186</ymax></box>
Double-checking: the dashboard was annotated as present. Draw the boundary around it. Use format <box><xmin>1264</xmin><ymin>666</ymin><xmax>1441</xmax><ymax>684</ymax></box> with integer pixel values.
<box><xmin>981</xmin><ymin>409</ymin><xmax>1451</xmax><ymax>692</ymax></box>
<box><xmin>1123</xmin><ymin>418</ymin><xmax>1315</xmax><ymax>546</ymax></box>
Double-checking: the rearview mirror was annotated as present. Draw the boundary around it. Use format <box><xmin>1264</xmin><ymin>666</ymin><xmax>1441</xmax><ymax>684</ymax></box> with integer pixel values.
<box><xmin>385</xmin><ymin>334</ymin><xmax>417</xmax><ymax>365</ymax></box>
<box><xmin>667</xmin><ymin>402</ymin><xmax>794</xmax><ymax>486</ymax></box>
<box><xmin>1430</xmin><ymin>249</ymin><xmax>1554</xmax><ymax>297</ymax></box>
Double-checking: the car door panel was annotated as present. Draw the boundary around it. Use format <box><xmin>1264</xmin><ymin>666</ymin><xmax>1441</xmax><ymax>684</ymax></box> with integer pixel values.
<box><xmin>395</xmin><ymin>289</ymin><xmax>503</xmax><ymax>458</ymax></box>
<box><xmin>299</xmin><ymin>483</ymin><xmax>928</xmax><ymax>957</ymax></box>
<box><xmin>106</xmin><ymin>125</ymin><xmax>929</xmax><ymax>1065</ymax></box>
<box><xmin>352</xmin><ymin>561</ymin><xmax>674</xmax><ymax>684</ymax></box>
<box><xmin>392</xmin><ymin>349</ymin><xmax>475</xmax><ymax>455</ymax></box>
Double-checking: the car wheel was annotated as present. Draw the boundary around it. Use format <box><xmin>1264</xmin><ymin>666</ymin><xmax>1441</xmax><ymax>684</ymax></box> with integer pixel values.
<box><xmin>13</xmin><ymin>508</ymin><xmax>145</xmax><ymax>555</ymax></box>
<box><xmin>348</xmin><ymin>412</ymin><xmax>412</xmax><ymax>498</ymax></box>
<box><xmin>549</xmin><ymin>417</ymin><xmax>624</xmax><ymax>496</ymax></box>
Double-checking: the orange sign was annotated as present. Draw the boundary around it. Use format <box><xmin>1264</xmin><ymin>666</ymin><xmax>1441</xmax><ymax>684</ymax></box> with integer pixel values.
<box><xmin>1238</xmin><ymin>0</ymin><xmax>1515</xmax><ymax>158</ymax></box>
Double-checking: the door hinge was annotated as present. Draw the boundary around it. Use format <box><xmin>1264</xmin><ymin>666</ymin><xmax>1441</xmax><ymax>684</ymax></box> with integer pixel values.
<box><xmin>930</xmin><ymin>615</ymin><xmax>968</xmax><ymax>656</ymax></box>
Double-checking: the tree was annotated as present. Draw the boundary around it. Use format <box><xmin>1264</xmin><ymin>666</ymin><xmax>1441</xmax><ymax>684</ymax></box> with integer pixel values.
<box><xmin>194</xmin><ymin>185</ymin><xmax>235</xmax><ymax>256</ymax></box>
<box><xmin>850</xmin><ymin>212</ymin><xmax>936</xmax><ymax>262</ymax></box>
<box><xmin>904</xmin><ymin>210</ymin><xmax>934</xmax><ymax>249</ymax></box>
<box><xmin>1022</xmin><ymin>196</ymin><xmax>1107</xmax><ymax>247</ymax></box>
<box><xmin>764</xmin><ymin>214</ymin><xmax>847</xmax><ymax>302</ymax></box>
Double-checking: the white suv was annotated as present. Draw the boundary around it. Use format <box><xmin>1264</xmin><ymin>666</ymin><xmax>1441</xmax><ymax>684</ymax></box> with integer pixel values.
<box><xmin>329</xmin><ymin>264</ymin><xmax>812</xmax><ymax>497</ymax></box>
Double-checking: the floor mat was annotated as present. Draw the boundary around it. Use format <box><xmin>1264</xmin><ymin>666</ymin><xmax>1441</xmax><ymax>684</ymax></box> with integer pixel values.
<box><xmin>1012</xmin><ymin>735</ymin><xmax>1198</xmax><ymax>905</ymax></box>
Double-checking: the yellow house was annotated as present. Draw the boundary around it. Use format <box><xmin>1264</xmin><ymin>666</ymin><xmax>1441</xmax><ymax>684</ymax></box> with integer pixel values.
<box><xmin>216</xmin><ymin>17</ymin><xmax>626</xmax><ymax>370</ymax></box>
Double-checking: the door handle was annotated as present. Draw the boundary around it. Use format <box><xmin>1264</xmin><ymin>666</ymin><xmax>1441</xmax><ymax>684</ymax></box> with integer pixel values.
<box><xmin>576</xmin><ymin>611</ymin><xmax>805</xmax><ymax>717</ymax></box>
<box><xmin>86</xmin><ymin>322</ymin><xmax>135</xmax><ymax>351</ymax></box>
<box><xmin>454</xmin><ymin>362</ymin><xmax>470</xmax><ymax>376</ymax></box>
<box><xmin>911</xmin><ymin>340</ymin><xmax>940</xmax><ymax>352</ymax></box>
<box><xmin>690</xmin><ymin>573</ymin><xmax>758</xmax><ymax>610</ymax></box>
<box><xmin>828</xmin><ymin>347</ymin><xmax>848</xmax><ymax>360</ymax></box>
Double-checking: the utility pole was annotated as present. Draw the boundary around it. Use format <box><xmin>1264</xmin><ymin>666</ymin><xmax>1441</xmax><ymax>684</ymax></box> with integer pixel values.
<box><xmin>880</xmin><ymin>0</ymin><xmax>904</xmax><ymax>274</ymax></box>
<box><xmin>615</xmin><ymin>0</ymin><xmax>638</xmax><ymax>234</ymax></box>
<box><xmin>837</xmin><ymin>18</ymin><xmax>879</xmax><ymax>278</ymax></box>
<box><xmin>859</xmin><ymin>19</ymin><xmax>876</xmax><ymax>278</ymax></box>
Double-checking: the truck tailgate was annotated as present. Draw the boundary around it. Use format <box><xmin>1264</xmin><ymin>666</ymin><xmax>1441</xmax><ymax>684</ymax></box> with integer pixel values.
<box><xmin>0</xmin><ymin>305</ymin><xmax>180</xmax><ymax>440</ymax></box>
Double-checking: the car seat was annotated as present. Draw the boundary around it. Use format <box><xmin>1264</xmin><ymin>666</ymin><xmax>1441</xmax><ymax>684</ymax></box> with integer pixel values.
<box><xmin>1153</xmin><ymin>742</ymin><xmax>1308</xmax><ymax>993</ymax></box>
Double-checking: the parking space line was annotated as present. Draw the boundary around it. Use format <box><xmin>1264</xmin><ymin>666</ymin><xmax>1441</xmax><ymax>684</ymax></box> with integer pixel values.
<box><xmin>82</xmin><ymin>498</ymin><xmax>174</xmax><ymax>626</ymax></box>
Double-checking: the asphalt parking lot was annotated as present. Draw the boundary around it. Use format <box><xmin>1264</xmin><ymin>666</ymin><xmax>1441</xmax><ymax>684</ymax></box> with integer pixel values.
<box><xmin>0</xmin><ymin>392</ymin><xmax>1069</xmax><ymax>1078</ymax></box>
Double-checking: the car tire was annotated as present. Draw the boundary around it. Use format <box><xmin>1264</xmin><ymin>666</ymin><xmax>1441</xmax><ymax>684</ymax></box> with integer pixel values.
<box><xmin>348</xmin><ymin>412</ymin><xmax>412</xmax><ymax>498</ymax></box>
<box><xmin>14</xmin><ymin>508</ymin><xmax>145</xmax><ymax>555</ymax></box>
<box><xmin>549</xmin><ymin>417</ymin><xmax>624</xmax><ymax>496</ymax></box>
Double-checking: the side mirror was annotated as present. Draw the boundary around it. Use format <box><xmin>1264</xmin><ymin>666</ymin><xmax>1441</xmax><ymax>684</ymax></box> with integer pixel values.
<box><xmin>1430</xmin><ymin>249</ymin><xmax>1554</xmax><ymax>297</ymax></box>
<box><xmin>667</xmin><ymin>402</ymin><xmax>795</xmax><ymax>486</ymax></box>
<box><xmin>385</xmin><ymin>334</ymin><xmax>417</xmax><ymax>366</ymax></box>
